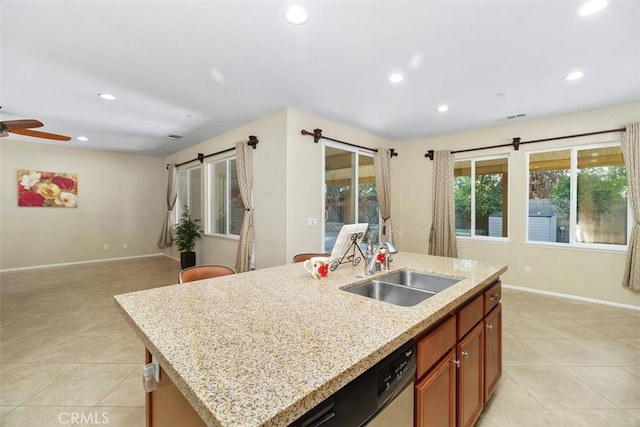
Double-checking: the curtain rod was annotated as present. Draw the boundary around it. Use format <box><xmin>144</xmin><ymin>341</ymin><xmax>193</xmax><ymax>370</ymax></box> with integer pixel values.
<box><xmin>166</xmin><ymin>135</ymin><xmax>258</xmax><ymax>169</ymax></box>
<box><xmin>301</xmin><ymin>128</ymin><xmax>398</xmax><ymax>158</ymax></box>
<box><xmin>424</xmin><ymin>127</ymin><xmax>627</xmax><ymax>160</ymax></box>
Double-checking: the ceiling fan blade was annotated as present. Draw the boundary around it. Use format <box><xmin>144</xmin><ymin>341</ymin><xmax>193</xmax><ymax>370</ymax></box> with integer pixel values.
<box><xmin>1</xmin><ymin>119</ymin><xmax>44</xmax><ymax>131</ymax></box>
<box><xmin>10</xmin><ymin>128</ymin><xmax>71</xmax><ymax>141</ymax></box>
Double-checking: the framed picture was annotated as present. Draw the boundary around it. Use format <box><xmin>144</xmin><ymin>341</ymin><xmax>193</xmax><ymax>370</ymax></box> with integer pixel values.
<box><xmin>330</xmin><ymin>223</ymin><xmax>369</xmax><ymax>265</ymax></box>
<box><xmin>17</xmin><ymin>170</ymin><xmax>78</xmax><ymax>208</ymax></box>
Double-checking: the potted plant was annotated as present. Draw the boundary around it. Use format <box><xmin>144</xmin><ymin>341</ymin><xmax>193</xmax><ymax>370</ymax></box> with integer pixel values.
<box><xmin>175</xmin><ymin>206</ymin><xmax>203</xmax><ymax>269</ymax></box>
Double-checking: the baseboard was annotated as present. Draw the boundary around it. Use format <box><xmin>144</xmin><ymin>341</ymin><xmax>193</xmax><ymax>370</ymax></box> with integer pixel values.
<box><xmin>0</xmin><ymin>253</ymin><xmax>176</xmax><ymax>273</ymax></box>
<box><xmin>502</xmin><ymin>283</ymin><xmax>640</xmax><ymax>311</ymax></box>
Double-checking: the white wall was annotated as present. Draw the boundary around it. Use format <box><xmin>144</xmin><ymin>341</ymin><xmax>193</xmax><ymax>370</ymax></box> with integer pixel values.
<box><xmin>392</xmin><ymin>102</ymin><xmax>640</xmax><ymax>306</ymax></box>
<box><xmin>0</xmin><ymin>139</ymin><xmax>166</xmax><ymax>270</ymax></box>
<box><xmin>163</xmin><ymin>110</ymin><xmax>288</xmax><ymax>269</ymax></box>
<box><xmin>285</xmin><ymin>109</ymin><xmax>394</xmax><ymax>262</ymax></box>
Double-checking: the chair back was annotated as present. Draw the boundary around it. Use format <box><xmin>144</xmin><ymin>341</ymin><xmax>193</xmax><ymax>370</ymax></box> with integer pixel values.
<box><xmin>292</xmin><ymin>253</ymin><xmax>329</xmax><ymax>263</ymax></box>
<box><xmin>179</xmin><ymin>264</ymin><xmax>236</xmax><ymax>284</ymax></box>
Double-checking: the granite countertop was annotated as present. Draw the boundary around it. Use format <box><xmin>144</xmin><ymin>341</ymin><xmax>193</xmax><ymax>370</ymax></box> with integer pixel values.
<box><xmin>114</xmin><ymin>252</ymin><xmax>506</xmax><ymax>427</ymax></box>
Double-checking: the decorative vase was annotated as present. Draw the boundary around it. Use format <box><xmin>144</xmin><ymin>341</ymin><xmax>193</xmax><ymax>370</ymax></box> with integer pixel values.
<box><xmin>180</xmin><ymin>251</ymin><xmax>196</xmax><ymax>270</ymax></box>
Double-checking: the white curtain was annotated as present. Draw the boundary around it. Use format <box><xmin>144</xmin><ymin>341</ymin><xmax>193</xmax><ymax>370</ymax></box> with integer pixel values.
<box><xmin>235</xmin><ymin>141</ymin><xmax>255</xmax><ymax>272</ymax></box>
<box><xmin>157</xmin><ymin>164</ymin><xmax>178</xmax><ymax>248</ymax></box>
<box><xmin>621</xmin><ymin>122</ymin><xmax>639</xmax><ymax>291</ymax></box>
<box><xmin>374</xmin><ymin>150</ymin><xmax>392</xmax><ymax>243</ymax></box>
<box><xmin>428</xmin><ymin>150</ymin><xmax>458</xmax><ymax>257</ymax></box>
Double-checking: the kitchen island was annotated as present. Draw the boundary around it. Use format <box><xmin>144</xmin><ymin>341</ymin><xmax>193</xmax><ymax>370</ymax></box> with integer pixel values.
<box><xmin>114</xmin><ymin>252</ymin><xmax>507</xmax><ymax>427</ymax></box>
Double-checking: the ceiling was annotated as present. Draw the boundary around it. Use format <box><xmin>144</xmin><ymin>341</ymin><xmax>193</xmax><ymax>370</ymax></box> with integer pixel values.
<box><xmin>1</xmin><ymin>0</ymin><xmax>639</xmax><ymax>157</ymax></box>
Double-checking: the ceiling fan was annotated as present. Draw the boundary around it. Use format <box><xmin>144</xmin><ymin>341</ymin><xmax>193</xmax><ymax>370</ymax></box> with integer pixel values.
<box><xmin>0</xmin><ymin>118</ymin><xmax>71</xmax><ymax>141</ymax></box>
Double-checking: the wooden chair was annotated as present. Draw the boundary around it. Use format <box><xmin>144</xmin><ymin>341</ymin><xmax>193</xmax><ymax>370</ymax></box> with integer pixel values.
<box><xmin>292</xmin><ymin>253</ymin><xmax>329</xmax><ymax>263</ymax></box>
<box><xmin>179</xmin><ymin>264</ymin><xmax>236</xmax><ymax>284</ymax></box>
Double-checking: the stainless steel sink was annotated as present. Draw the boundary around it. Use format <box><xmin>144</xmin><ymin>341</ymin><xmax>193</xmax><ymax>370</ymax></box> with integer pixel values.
<box><xmin>379</xmin><ymin>271</ymin><xmax>461</xmax><ymax>293</ymax></box>
<box><xmin>343</xmin><ymin>280</ymin><xmax>436</xmax><ymax>307</ymax></box>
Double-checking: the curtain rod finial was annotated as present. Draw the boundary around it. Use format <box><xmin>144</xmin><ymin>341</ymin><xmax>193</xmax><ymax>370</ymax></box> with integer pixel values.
<box><xmin>248</xmin><ymin>135</ymin><xmax>259</xmax><ymax>149</ymax></box>
<box><xmin>425</xmin><ymin>150</ymin><xmax>434</xmax><ymax>160</ymax></box>
<box><xmin>512</xmin><ymin>137</ymin><xmax>521</xmax><ymax>151</ymax></box>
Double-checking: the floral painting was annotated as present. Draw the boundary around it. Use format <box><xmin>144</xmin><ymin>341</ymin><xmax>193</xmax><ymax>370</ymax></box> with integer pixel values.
<box><xmin>18</xmin><ymin>170</ymin><xmax>78</xmax><ymax>208</ymax></box>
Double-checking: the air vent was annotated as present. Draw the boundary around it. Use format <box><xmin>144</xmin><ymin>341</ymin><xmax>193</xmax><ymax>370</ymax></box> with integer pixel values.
<box><xmin>165</xmin><ymin>134</ymin><xmax>183</xmax><ymax>140</ymax></box>
<box><xmin>506</xmin><ymin>113</ymin><xmax>526</xmax><ymax>120</ymax></box>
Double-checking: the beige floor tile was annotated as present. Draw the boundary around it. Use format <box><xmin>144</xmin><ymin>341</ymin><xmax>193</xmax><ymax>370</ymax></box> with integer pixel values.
<box><xmin>97</xmin><ymin>370</ymin><xmax>145</xmax><ymax>407</ymax></box>
<box><xmin>483</xmin><ymin>372</ymin><xmax>544</xmax><ymax>410</ymax></box>
<box><xmin>519</xmin><ymin>338</ymin><xmax>613</xmax><ymax>367</ymax></box>
<box><xmin>475</xmin><ymin>409</ymin><xmax>565</xmax><ymax>427</ymax></box>
<box><xmin>78</xmin><ymin>317</ymin><xmax>134</xmax><ymax>336</ymax></box>
<box><xmin>566</xmin><ymin>366</ymin><xmax>640</xmax><ymax>409</ymax></box>
<box><xmin>0</xmin><ymin>363</ymin><xmax>79</xmax><ymax>405</ymax></box>
<box><xmin>628</xmin><ymin>410</ymin><xmax>640</xmax><ymax>420</ymax></box>
<box><xmin>621</xmin><ymin>366</ymin><xmax>640</xmax><ymax>378</ymax></box>
<box><xmin>0</xmin><ymin>406</ymin><xmax>91</xmax><ymax>427</ymax></box>
<box><xmin>506</xmin><ymin>366</ymin><xmax>618</xmax><ymax>410</ymax></box>
<box><xmin>26</xmin><ymin>335</ymin><xmax>121</xmax><ymax>363</ymax></box>
<box><xmin>89</xmin><ymin>333</ymin><xmax>145</xmax><ymax>364</ymax></box>
<box><xmin>544</xmin><ymin>318</ymin><xmax>610</xmax><ymax>340</ymax></box>
<box><xmin>575</xmin><ymin>318</ymin><xmax>640</xmax><ymax>339</ymax></box>
<box><xmin>572</xmin><ymin>339</ymin><xmax>640</xmax><ymax>367</ymax></box>
<box><xmin>0</xmin><ymin>406</ymin><xmax>16</xmax><ymax>418</ymax></box>
<box><xmin>551</xmin><ymin>409</ymin><xmax>640</xmax><ymax>426</ymax></box>
<box><xmin>0</xmin><ymin>334</ymin><xmax>69</xmax><ymax>362</ymax></box>
<box><xmin>24</xmin><ymin>363</ymin><xmax>137</xmax><ymax>406</ymax></box>
<box><xmin>501</xmin><ymin>315</ymin><xmax>564</xmax><ymax>339</ymax></box>
<box><xmin>0</xmin><ymin>363</ymin><xmax>20</xmax><ymax>374</ymax></box>
<box><xmin>502</xmin><ymin>338</ymin><xmax>556</xmax><ymax>367</ymax></box>
<box><xmin>621</xmin><ymin>337</ymin><xmax>640</xmax><ymax>349</ymax></box>
<box><xmin>82</xmin><ymin>406</ymin><xmax>145</xmax><ymax>427</ymax></box>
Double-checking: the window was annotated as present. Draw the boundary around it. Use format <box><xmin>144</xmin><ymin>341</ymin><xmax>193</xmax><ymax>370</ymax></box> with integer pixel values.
<box><xmin>527</xmin><ymin>143</ymin><xmax>628</xmax><ymax>247</ymax></box>
<box><xmin>178</xmin><ymin>167</ymin><xmax>202</xmax><ymax>221</ymax></box>
<box><xmin>323</xmin><ymin>144</ymin><xmax>379</xmax><ymax>252</ymax></box>
<box><xmin>206</xmin><ymin>157</ymin><xmax>244</xmax><ymax>236</ymax></box>
<box><xmin>454</xmin><ymin>156</ymin><xmax>509</xmax><ymax>238</ymax></box>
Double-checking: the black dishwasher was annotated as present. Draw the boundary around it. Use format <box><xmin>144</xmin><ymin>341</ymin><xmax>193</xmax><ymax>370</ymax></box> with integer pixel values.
<box><xmin>290</xmin><ymin>339</ymin><xmax>416</xmax><ymax>427</ymax></box>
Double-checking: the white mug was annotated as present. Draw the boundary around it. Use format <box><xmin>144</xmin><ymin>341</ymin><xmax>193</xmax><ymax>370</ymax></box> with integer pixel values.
<box><xmin>303</xmin><ymin>257</ymin><xmax>331</xmax><ymax>279</ymax></box>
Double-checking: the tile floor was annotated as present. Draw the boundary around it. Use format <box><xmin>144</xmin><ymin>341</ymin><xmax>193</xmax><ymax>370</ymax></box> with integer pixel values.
<box><xmin>1</xmin><ymin>256</ymin><xmax>639</xmax><ymax>426</ymax></box>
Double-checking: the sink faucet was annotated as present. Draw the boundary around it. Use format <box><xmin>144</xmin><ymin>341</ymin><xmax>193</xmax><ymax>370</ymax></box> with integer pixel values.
<box><xmin>365</xmin><ymin>241</ymin><xmax>398</xmax><ymax>275</ymax></box>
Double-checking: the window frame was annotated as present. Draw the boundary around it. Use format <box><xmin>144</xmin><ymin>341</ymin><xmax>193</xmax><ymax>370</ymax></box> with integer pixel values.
<box><xmin>177</xmin><ymin>165</ymin><xmax>203</xmax><ymax>222</ymax></box>
<box><xmin>454</xmin><ymin>153</ymin><xmax>511</xmax><ymax>242</ymax></box>
<box><xmin>321</xmin><ymin>141</ymin><xmax>380</xmax><ymax>251</ymax></box>
<box><xmin>525</xmin><ymin>141</ymin><xmax>630</xmax><ymax>252</ymax></box>
<box><xmin>204</xmin><ymin>154</ymin><xmax>241</xmax><ymax>239</ymax></box>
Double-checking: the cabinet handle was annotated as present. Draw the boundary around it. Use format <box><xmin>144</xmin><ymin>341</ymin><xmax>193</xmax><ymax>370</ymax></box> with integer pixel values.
<box><xmin>452</xmin><ymin>359</ymin><xmax>460</xmax><ymax>368</ymax></box>
<box><xmin>490</xmin><ymin>294</ymin><xmax>500</xmax><ymax>301</ymax></box>
<box><xmin>462</xmin><ymin>351</ymin><xmax>469</xmax><ymax>358</ymax></box>
<box><xmin>486</xmin><ymin>324</ymin><xmax>493</xmax><ymax>330</ymax></box>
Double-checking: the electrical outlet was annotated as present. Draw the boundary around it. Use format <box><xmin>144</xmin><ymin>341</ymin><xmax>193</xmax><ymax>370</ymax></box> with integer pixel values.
<box><xmin>122</xmin><ymin>243</ymin><xmax>128</xmax><ymax>249</ymax></box>
<box><xmin>103</xmin><ymin>244</ymin><xmax>109</xmax><ymax>250</ymax></box>
<box><xmin>308</xmin><ymin>218</ymin><xmax>317</xmax><ymax>226</ymax></box>
<box><xmin>524</xmin><ymin>266</ymin><xmax>531</xmax><ymax>274</ymax></box>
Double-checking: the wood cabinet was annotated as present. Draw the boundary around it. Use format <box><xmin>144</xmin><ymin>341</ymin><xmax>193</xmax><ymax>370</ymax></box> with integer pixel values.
<box><xmin>415</xmin><ymin>349</ymin><xmax>456</xmax><ymax>427</ymax></box>
<box><xmin>415</xmin><ymin>280</ymin><xmax>502</xmax><ymax>427</ymax></box>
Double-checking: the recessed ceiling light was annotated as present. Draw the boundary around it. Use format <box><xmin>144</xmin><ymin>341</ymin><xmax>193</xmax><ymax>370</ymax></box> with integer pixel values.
<box><xmin>388</xmin><ymin>73</ymin><xmax>404</xmax><ymax>84</ymax></box>
<box><xmin>437</xmin><ymin>105</ymin><xmax>449</xmax><ymax>112</ymax></box>
<box><xmin>579</xmin><ymin>0</ymin><xmax>609</xmax><ymax>16</ymax></box>
<box><xmin>563</xmin><ymin>71</ymin><xmax>585</xmax><ymax>81</ymax></box>
<box><xmin>98</xmin><ymin>93</ymin><xmax>116</xmax><ymax>101</ymax></box>
<box><xmin>284</xmin><ymin>5</ymin><xmax>308</xmax><ymax>25</ymax></box>
<box><xmin>77</xmin><ymin>136</ymin><xmax>89</xmax><ymax>142</ymax></box>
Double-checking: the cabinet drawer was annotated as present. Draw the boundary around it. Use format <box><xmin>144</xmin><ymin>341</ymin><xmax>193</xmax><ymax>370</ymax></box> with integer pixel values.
<box><xmin>483</xmin><ymin>281</ymin><xmax>502</xmax><ymax>315</ymax></box>
<box><xmin>457</xmin><ymin>295</ymin><xmax>483</xmax><ymax>339</ymax></box>
<box><xmin>416</xmin><ymin>316</ymin><xmax>456</xmax><ymax>379</ymax></box>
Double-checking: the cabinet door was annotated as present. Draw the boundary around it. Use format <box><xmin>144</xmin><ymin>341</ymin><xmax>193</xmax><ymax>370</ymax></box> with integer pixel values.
<box><xmin>457</xmin><ymin>323</ymin><xmax>484</xmax><ymax>427</ymax></box>
<box><xmin>415</xmin><ymin>349</ymin><xmax>456</xmax><ymax>427</ymax></box>
<box><xmin>484</xmin><ymin>304</ymin><xmax>502</xmax><ymax>404</ymax></box>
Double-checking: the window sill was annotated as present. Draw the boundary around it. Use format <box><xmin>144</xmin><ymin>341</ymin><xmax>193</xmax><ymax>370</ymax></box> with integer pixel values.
<box><xmin>203</xmin><ymin>233</ymin><xmax>240</xmax><ymax>241</ymax></box>
<box><xmin>522</xmin><ymin>241</ymin><xmax>627</xmax><ymax>254</ymax></box>
<box><xmin>456</xmin><ymin>236</ymin><xmax>512</xmax><ymax>245</ymax></box>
